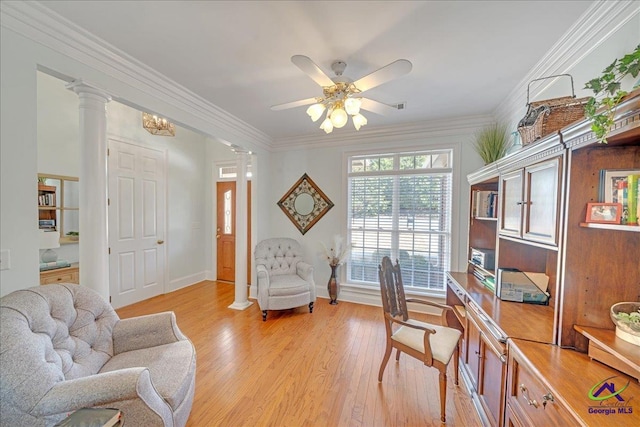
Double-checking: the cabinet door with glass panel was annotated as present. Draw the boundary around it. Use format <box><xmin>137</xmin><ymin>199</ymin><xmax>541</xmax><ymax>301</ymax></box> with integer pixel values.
<box><xmin>37</xmin><ymin>174</ymin><xmax>79</xmax><ymax>244</ymax></box>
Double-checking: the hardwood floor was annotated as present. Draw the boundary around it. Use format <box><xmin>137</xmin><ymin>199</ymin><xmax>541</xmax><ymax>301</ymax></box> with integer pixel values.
<box><xmin>116</xmin><ymin>281</ymin><xmax>481</xmax><ymax>426</ymax></box>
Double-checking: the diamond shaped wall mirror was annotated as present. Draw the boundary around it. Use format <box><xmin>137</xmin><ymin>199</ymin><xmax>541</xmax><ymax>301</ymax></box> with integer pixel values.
<box><xmin>277</xmin><ymin>173</ymin><xmax>334</xmax><ymax>235</ymax></box>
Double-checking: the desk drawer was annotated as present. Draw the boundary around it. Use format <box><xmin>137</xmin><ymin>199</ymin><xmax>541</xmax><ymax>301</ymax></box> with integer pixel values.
<box><xmin>40</xmin><ymin>267</ymin><xmax>79</xmax><ymax>285</ymax></box>
<box><xmin>507</xmin><ymin>347</ymin><xmax>574</xmax><ymax>426</ymax></box>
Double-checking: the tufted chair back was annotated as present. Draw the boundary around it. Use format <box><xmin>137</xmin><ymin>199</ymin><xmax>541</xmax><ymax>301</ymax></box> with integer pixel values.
<box><xmin>254</xmin><ymin>237</ymin><xmax>316</xmax><ymax>321</ymax></box>
<box><xmin>254</xmin><ymin>238</ymin><xmax>305</xmax><ymax>277</ymax></box>
<box><xmin>0</xmin><ymin>284</ymin><xmax>119</xmax><ymax>418</ymax></box>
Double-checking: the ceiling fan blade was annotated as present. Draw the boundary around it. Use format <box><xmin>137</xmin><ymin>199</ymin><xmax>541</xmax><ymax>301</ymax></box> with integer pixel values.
<box><xmin>360</xmin><ymin>98</ymin><xmax>398</xmax><ymax>116</ymax></box>
<box><xmin>270</xmin><ymin>97</ymin><xmax>319</xmax><ymax>111</ymax></box>
<box><xmin>291</xmin><ymin>55</ymin><xmax>335</xmax><ymax>87</ymax></box>
<box><xmin>353</xmin><ymin>59</ymin><xmax>412</xmax><ymax>93</ymax></box>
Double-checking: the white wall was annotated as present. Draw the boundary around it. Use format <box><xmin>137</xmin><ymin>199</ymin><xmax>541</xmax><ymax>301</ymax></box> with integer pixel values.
<box><xmin>265</xmin><ymin>128</ymin><xmax>485</xmax><ymax>303</ymax></box>
<box><xmin>35</xmin><ymin>70</ymin><xmax>213</xmax><ymax>291</ymax></box>
<box><xmin>2</xmin><ymin>2</ymin><xmax>638</xmax><ymax>300</ymax></box>
<box><xmin>107</xmin><ymin>102</ymin><xmax>209</xmax><ymax>289</ymax></box>
<box><xmin>497</xmin><ymin>13</ymin><xmax>640</xmax><ymax>132</ymax></box>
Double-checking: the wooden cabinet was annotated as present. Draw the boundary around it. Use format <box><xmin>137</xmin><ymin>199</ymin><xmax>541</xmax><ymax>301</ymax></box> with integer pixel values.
<box><xmin>499</xmin><ymin>157</ymin><xmax>562</xmax><ymax>246</ymax></box>
<box><xmin>506</xmin><ymin>338</ymin><xmax>640</xmax><ymax>426</ymax></box>
<box><xmin>40</xmin><ymin>263</ymin><xmax>79</xmax><ymax>285</ymax></box>
<box><xmin>466</xmin><ymin>302</ymin><xmax>507</xmax><ymax>427</ymax></box>
<box><xmin>506</xmin><ymin>342</ymin><xmax>574</xmax><ymax>426</ymax></box>
<box><xmin>448</xmin><ymin>89</ymin><xmax>640</xmax><ymax>427</ymax></box>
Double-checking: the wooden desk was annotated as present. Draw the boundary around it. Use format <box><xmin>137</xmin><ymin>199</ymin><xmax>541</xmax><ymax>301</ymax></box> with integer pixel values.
<box><xmin>508</xmin><ymin>338</ymin><xmax>640</xmax><ymax>426</ymax></box>
<box><xmin>40</xmin><ymin>263</ymin><xmax>79</xmax><ymax>285</ymax></box>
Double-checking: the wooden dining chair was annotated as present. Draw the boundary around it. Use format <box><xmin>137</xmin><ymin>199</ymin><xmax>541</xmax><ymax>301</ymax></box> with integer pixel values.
<box><xmin>377</xmin><ymin>256</ymin><xmax>462</xmax><ymax>423</ymax></box>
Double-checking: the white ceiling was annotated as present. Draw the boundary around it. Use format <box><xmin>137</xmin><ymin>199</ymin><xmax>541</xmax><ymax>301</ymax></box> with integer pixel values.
<box><xmin>40</xmin><ymin>1</ymin><xmax>594</xmax><ymax>141</ymax></box>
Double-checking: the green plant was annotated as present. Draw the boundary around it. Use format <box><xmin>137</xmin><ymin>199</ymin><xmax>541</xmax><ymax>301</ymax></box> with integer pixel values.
<box><xmin>66</xmin><ymin>231</ymin><xmax>79</xmax><ymax>236</ymax></box>
<box><xmin>584</xmin><ymin>45</ymin><xmax>640</xmax><ymax>143</ymax></box>
<box><xmin>473</xmin><ymin>123</ymin><xmax>510</xmax><ymax>165</ymax></box>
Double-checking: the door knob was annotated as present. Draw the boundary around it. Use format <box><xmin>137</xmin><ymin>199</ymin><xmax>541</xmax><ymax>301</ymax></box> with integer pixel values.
<box><xmin>216</xmin><ymin>234</ymin><xmax>221</xmax><ymax>239</ymax></box>
<box><xmin>157</xmin><ymin>240</ymin><xmax>164</xmax><ymax>245</ymax></box>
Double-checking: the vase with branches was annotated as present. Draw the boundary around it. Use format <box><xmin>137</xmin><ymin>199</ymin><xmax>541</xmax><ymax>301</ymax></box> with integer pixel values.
<box><xmin>321</xmin><ymin>235</ymin><xmax>350</xmax><ymax>304</ymax></box>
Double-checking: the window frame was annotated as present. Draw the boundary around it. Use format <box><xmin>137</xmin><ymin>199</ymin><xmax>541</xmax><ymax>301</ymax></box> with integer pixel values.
<box><xmin>344</xmin><ymin>148</ymin><xmax>454</xmax><ymax>297</ymax></box>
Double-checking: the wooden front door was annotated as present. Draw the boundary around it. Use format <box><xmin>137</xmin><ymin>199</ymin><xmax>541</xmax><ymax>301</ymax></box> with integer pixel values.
<box><xmin>216</xmin><ymin>181</ymin><xmax>251</xmax><ymax>283</ymax></box>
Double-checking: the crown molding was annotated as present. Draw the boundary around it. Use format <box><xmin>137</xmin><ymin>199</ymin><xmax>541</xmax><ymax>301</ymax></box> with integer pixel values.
<box><xmin>271</xmin><ymin>115</ymin><xmax>495</xmax><ymax>152</ymax></box>
<box><xmin>494</xmin><ymin>0</ymin><xmax>640</xmax><ymax>125</ymax></box>
<box><xmin>0</xmin><ymin>0</ymin><xmax>273</xmax><ymax>151</ymax></box>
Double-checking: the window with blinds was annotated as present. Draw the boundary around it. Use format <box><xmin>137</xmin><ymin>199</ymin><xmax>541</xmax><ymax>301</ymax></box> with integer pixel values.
<box><xmin>347</xmin><ymin>150</ymin><xmax>452</xmax><ymax>293</ymax></box>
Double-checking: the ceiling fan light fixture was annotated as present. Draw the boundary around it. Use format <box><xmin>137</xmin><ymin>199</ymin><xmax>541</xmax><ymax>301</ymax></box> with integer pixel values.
<box><xmin>330</xmin><ymin>107</ymin><xmax>348</xmax><ymax>128</ymax></box>
<box><xmin>320</xmin><ymin>117</ymin><xmax>334</xmax><ymax>134</ymax></box>
<box><xmin>344</xmin><ymin>97</ymin><xmax>361</xmax><ymax>116</ymax></box>
<box><xmin>352</xmin><ymin>113</ymin><xmax>367</xmax><ymax>131</ymax></box>
<box><xmin>306</xmin><ymin>103</ymin><xmax>326</xmax><ymax>122</ymax></box>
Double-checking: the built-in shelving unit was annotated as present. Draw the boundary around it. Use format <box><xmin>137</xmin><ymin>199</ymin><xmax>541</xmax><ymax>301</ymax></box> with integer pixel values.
<box><xmin>447</xmin><ymin>89</ymin><xmax>640</xmax><ymax>427</ymax></box>
<box><xmin>37</xmin><ymin>174</ymin><xmax>79</xmax><ymax>244</ymax></box>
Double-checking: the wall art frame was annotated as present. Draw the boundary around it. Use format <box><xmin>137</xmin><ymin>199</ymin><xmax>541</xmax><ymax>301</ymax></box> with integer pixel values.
<box><xmin>277</xmin><ymin>173</ymin><xmax>334</xmax><ymax>235</ymax></box>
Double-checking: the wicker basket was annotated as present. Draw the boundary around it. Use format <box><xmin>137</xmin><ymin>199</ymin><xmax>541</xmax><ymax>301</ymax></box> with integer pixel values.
<box><xmin>517</xmin><ymin>74</ymin><xmax>589</xmax><ymax>145</ymax></box>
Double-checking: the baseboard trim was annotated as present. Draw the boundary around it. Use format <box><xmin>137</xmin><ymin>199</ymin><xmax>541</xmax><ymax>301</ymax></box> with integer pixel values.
<box><xmin>169</xmin><ymin>272</ymin><xmax>207</xmax><ymax>292</ymax></box>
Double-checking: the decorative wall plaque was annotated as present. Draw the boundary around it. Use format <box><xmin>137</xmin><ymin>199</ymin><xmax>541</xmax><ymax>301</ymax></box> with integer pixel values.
<box><xmin>277</xmin><ymin>173</ymin><xmax>334</xmax><ymax>235</ymax></box>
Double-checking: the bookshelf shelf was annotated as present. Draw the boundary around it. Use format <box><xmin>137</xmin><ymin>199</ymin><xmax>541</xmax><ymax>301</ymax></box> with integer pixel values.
<box><xmin>579</xmin><ymin>222</ymin><xmax>640</xmax><ymax>232</ymax></box>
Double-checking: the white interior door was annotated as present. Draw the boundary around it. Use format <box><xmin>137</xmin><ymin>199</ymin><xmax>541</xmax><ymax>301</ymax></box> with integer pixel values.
<box><xmin>108</xmin><ymin>139</ymin><xmax>166</xmax><ymax>308</ymax></box>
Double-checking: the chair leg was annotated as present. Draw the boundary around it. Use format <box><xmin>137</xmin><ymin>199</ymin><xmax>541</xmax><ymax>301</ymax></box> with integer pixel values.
<box><xmin>309</xmin><ymin>302</ymin><xmax>314</xmax><ymax>313</ymax></box>
<box><xmin>378</xmin><ymin>340</ymin><xmax>393</xmax><ymax>382</ymax></box>
<box><xmin>439</xmin><ymin>369</ymin><xmax>447</xmax><ymax>423</ymax></box>
<box><xmin>395</xmin><ymin>348</ymin><xmax>401</xmax><ymax>362</ymax></box>
<box><xmin>453</xmin><ymin>343</ymin><xmax>460</xmax><ymax>386</ymax></box>
<box><xmin>262</xmin><ymin>310</ymin><xmax>267</xmax><ymax>321</ymax></box>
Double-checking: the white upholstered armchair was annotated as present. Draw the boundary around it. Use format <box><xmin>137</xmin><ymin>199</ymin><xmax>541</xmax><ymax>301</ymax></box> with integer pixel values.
<box><xmin>254</xmin><ymin>238</ymin><xmax>316</xmax><ymax>321</ymax></box>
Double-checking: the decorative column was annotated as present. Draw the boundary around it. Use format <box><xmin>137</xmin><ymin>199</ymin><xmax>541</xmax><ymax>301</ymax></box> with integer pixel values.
<box><xmin>66</xmin><ymin>81</ymin><xmax>111</xmax><ymax>301</ymax></box>
<box><xmin>229</xmin><ymin>149</ymin><xmax>252</xmax><ymax>310</ymax></box>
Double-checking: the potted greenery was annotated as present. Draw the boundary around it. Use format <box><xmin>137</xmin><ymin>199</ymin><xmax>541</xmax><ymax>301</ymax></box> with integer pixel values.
<box><xmin>66</xmin><ymin>231</ymin><xmax>79</xmax><ymax>241</ymax></box>
<box><xmin>584</xmin><ymin>44</ymin><xmax>640</xmax><ymax>143</ymax></box>
<box><xmin>473</xmin><ymin>123</ymin><xmax>510</xmax><ymax>165</ymax></box>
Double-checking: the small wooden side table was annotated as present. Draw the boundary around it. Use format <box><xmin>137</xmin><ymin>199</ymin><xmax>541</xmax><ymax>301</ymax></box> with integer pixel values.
<box><xmin>40</xmin><ymin>263</ymin><xmax>79</xmax><ymax>285</ymax></box>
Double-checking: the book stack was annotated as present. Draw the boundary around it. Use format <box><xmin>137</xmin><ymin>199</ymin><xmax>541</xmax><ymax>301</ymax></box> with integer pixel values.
<box><xmin>55</xmin><ymin>408</ymin><xmax>121</xmax><ymax>427</ymax></box>
<box><xmin>40</xmin><ymin>260</ymin><xmax>71</xmax><ymax>271</ymax></box>
<box><xmin>473</xmin><ymin>190</ymin><xmax>498</xmax><ymax>218</ymax></box>
<box><xmin>613</xmin><ymin>173</ymin><xmax>640</xmax><ymax>225</ymax></box>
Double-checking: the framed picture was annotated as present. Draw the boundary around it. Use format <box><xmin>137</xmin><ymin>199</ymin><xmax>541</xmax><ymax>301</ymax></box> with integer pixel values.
<box><xmin>585</xmin><ymin>202</ymin><xmax>622</xmax><ymax>224</ymax></box>
<box><xmin>598</xmin><ymin>169</ymin><xmax>640</xmax><ymax>202</ymax></box>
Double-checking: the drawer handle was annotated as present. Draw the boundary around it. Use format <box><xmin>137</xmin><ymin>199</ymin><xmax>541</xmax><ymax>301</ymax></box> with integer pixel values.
<box><xmin>519</xmin><ymin>384</ymin><xmax>539</xmax><ymax>409</ymax></box>
<box><xmin>542</xmin><ymin>393</ymin><xmax>555</xmax><ymax>409</ymax></box>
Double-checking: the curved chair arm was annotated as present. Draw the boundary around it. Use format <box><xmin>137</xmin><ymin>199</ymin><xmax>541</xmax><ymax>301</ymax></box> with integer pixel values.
<box><xmin>296</xmin><ymin>261</ymin><xmax>314</xmax><ymax>281</ymax></box>
<box><xmin>405</xmin><ymin>298</ymin><xmax>453</xmax><ymax>326</ymax></box>
<box><xmin>256</xmin><ymin>264</ymin><xmax>270</xmax><ymax>302</ymax></box>
<box><xmin>385</xmin><ymin>312</ymin><xmax>436</xmax><ymax>335</ymax></box>
<box><xmin>113</xmin><ymin>311</ymin><xmax>185</xmax><ymax>354</ymax></box>
<box><xmin>32</xmin><ymin>368</ymin><xmax>172</xmax><ymax>424</ymax></box>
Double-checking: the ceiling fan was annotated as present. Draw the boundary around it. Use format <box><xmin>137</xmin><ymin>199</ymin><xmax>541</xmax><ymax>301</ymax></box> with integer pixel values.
<box><xmin>271</xmin><ymin>55</ymin><xmax>412</xmax><ymax>133</ymax></box>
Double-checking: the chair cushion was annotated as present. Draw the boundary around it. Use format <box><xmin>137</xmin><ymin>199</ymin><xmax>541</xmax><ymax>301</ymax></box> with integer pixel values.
<box><xmin>391</xmin><ymin>319</ymin><xmax>461</xmax><ymax>365</ymax></box>
<box><xmin>99</xmin><ymin>340</ymin><xmax>195</xmax><ymax>411</ymax></box>
<box><xmin>268</xmin><ymin>274</ymin><xmax>311</xmax><ymax>297</ymax></box>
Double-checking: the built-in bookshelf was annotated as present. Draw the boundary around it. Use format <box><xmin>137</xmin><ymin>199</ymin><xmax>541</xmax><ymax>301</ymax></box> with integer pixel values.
<box><xmin>37</xmin><ymin>174</ymin><xmax>79</xmax><ymax>244</ymax></box>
